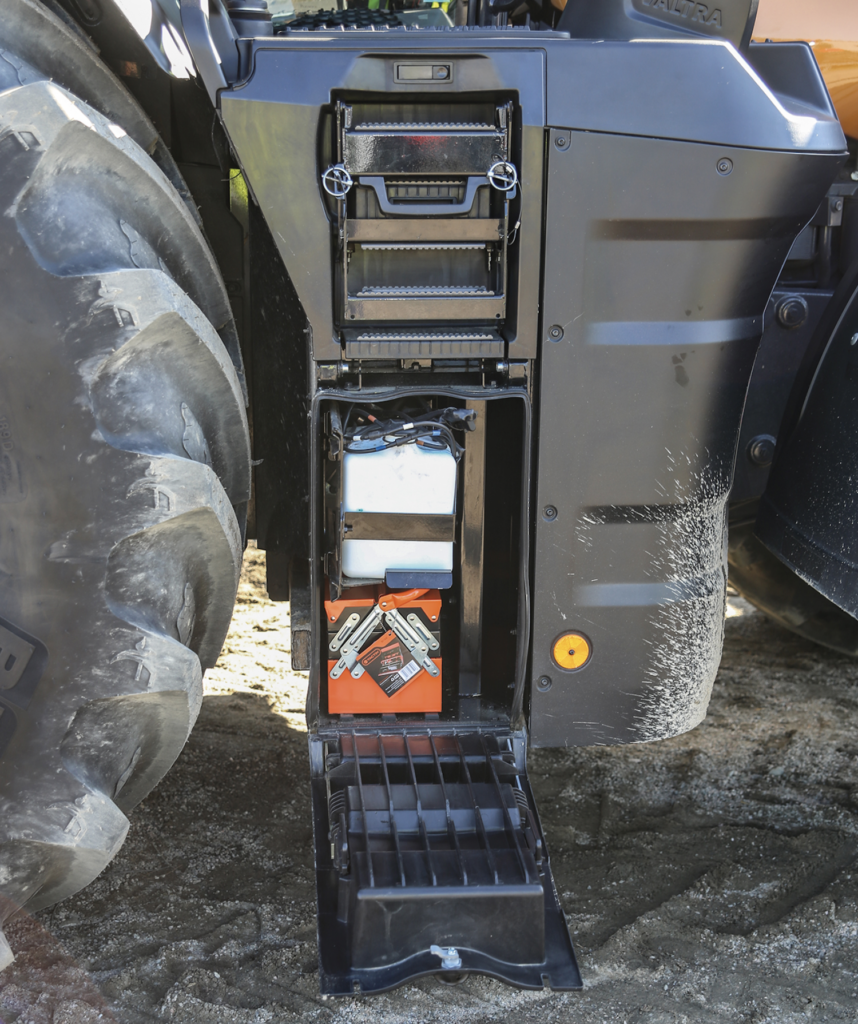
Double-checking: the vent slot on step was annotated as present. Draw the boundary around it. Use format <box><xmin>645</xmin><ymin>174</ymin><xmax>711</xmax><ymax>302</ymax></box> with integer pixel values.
<box><xmin>311</xmin><ymin>729</ymin><xmax>582</xmax><ymax>993</ymax></box>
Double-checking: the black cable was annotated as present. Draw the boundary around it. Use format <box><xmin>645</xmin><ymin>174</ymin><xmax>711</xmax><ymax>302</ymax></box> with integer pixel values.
<box><xmin>341</xmin><ymin>405</ymin><xmax>474</xmax><ymax>460</ymax></box>
<box><xmin>345</xmin><ymin>421</ymin><xmax>465</xmax><ymax>460</ymax></box>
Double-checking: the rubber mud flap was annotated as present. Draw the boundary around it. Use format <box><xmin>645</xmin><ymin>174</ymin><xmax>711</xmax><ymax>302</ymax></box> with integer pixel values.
<box><xmin>0</xmin><ymin>1</ymin><xmax>251</xmax><ymax>971</ymax></box>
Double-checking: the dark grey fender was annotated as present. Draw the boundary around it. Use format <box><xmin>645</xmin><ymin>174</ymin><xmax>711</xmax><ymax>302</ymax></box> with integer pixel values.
<box><xmin>530</xmin><ymin>42</ymin><xmax>845</xmax><ymax>746</ymax></box>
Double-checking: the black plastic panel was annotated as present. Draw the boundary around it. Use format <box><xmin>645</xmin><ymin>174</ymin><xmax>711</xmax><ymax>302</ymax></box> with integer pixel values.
<box><xmin>546</xmin><ymin>40</ymin><xmax>843</xmax><ymax>152</ymax></box>
<box><xmin>559</xmin><ymin>0</ymin><xmax>758</xmax><ymax>50</ymax></box>
<box><xmin>311</xmin><ymin>729</ymin><xmax>581</xmax><ymax>993</ymax></box>
<box><xmin>218</xmin><ymin>30</ymin><xmax>846</xmax><ymax>751</ymax></box>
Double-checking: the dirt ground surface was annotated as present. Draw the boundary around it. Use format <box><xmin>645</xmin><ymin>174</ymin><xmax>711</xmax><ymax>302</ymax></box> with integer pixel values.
<box><xmin>2</xmin><ymin>545</ymin><xmax>858</xmax><ymax>1024</ymax></box>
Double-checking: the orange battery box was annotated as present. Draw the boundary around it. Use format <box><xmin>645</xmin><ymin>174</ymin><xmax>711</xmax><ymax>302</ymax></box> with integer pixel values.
<box><xmin>326</xmin><ymin>587</ymin><xmax>442</xmax><ymax>714</ymax></box>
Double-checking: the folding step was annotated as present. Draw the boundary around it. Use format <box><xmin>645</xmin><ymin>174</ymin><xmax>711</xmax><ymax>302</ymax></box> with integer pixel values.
<box><xmin>358</xmin><ymin>243</ymin><xmax>488</xmax><ymax>251</ymax></box>
<box><xmin>356</xmin><ymin>285</ymin><xmax>495</xmax><ymax>297</ymax></box>
<box><xmin>310</xmin><ymin>728</ymin><xmax>582</xmax><ymax>994</ymax></box>
<box><xmin>346</xmin><ymin>291</ymin><xmax>505</xmax><ymax>321</ymax></box>
<box><xmin>342</xmin><ymin>328</ymin><xmax>504</xmax><ymax>359</ymax></box>
<box><xmin>347</xmin><ymin>219</ymin><xmax>504</xmax><ymax>243</ymax></box>
<box><xmin>334</xmin><ymin>100</ymin><xmax>514</xmax><ymax>329</ymax></box>
<box><xmin>343</xmin><ymin>121</ymin><xmax>507</xmax><ymax>176</ymax></box>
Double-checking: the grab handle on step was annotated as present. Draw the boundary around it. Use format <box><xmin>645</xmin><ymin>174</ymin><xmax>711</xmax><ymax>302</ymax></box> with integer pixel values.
<box><xmin>359</xmin><ymin>176</ymin><xmax>487</xmax><ymax>218</ymax></box>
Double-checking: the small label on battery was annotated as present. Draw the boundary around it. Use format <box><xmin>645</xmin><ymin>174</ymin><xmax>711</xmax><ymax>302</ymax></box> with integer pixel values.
<box><xmin>357</xmin><ymin>630</ymin><xmax>423</xmax><ymax>697</ymax></box>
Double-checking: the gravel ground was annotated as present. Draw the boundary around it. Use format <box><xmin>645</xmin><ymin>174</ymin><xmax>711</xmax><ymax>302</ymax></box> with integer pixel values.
<box><xmin>2</xmin><ymin>545</ymin><xmax>858</xmax><ymax>1023</ymax></box>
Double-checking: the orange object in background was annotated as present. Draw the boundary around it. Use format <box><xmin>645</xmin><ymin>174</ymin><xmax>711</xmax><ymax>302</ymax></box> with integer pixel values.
<box><xmin>326</xmin><ymin>587</ymin><xmax>443</xmax><ymax>714</ymax></box>
<box><xmin>811</xmin><ymin>41</ymin><xmax>858</xmax><ymax>140</ymax></box>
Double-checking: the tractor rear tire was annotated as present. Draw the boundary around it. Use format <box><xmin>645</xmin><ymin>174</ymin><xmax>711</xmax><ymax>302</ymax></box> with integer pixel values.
<box><xmin>0</xmin><ymin>1</ymin><xmax>251</xmax><ymax>969</ymax></box>
<box><xmin>728</xmin><ymin>521</ymin><xmax>858</xmax><ymax>656</ymax></box>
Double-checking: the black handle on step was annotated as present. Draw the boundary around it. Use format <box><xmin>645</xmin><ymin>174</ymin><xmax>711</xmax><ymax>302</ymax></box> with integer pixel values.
<box><xmin>359</xmin><ymin>176</ymin><xmax>488</xmax><ymax>218</ymax></box>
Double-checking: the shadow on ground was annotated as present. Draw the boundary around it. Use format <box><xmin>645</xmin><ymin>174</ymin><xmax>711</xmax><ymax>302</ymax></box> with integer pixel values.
<box><xmin>2</xmin><ymin>550</ymin><xmax>858</xmax><ymax>1023</ymax></box>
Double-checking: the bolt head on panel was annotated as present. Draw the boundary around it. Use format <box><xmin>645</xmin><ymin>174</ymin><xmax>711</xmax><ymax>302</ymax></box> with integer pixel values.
<box><xmin>747</xmin><ymin>434</ymin><xmax>776</xmax><ymax>467</ymax></box>
<box><xmin>776</xmin><ymin>295</ymin><xmax>809</xmax><ymax>330</ymax></box>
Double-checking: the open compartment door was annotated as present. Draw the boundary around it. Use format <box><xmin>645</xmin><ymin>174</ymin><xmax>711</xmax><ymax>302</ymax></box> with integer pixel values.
<box><xmin>310</xmin><ymin>729</ymin><xmax>581</xmax><ymax>994</ymax></box>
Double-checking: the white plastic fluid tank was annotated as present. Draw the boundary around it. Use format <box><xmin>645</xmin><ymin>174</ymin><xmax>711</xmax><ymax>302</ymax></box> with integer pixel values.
<box><xmin>342</xmin><ymin>443</ymin><xmax>457</xmax><ymax>579</ymax></box>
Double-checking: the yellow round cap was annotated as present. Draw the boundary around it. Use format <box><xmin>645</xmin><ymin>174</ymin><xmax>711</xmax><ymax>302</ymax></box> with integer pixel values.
<box><xmin>552</xmin><ymin>632</ymin><xmax>592</xmax><ymax>671</ymax></box>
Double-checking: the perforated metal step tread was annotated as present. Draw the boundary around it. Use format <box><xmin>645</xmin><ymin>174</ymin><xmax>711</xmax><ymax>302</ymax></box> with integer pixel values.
<box><xmin>342</xmin><ymin>103</ymin><xmax>510</xmax><ymax>176</ymax></box>
<box><xmin>356</xmin><ymin>285</ymin><xmax>495</xmax><ymax>296</ymax></box>
<box><xmin>358</xmin><ymin>243</ymin><xmax>488</xmax><ymax>250</ymax></box>
<box><xmin>343</xmin><ymin>328</ymin><xmax>504</xmax><ymax>359</ymax></box>
<box><xmin>355</xmin><ymin>122</ymin><xmax>497</xmax><ymax>131</ymax></box>
<box><xmin>310</xmin><ymin>728</ymin><xmax>581</xmax><ymax>994</ymax></box>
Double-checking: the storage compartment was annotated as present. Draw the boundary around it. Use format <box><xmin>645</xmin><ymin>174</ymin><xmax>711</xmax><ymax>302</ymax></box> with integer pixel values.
<box><xmin>315</xmin><ymin>392</ymin><xmax>528</xmax><ymax>722</ymax></box>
